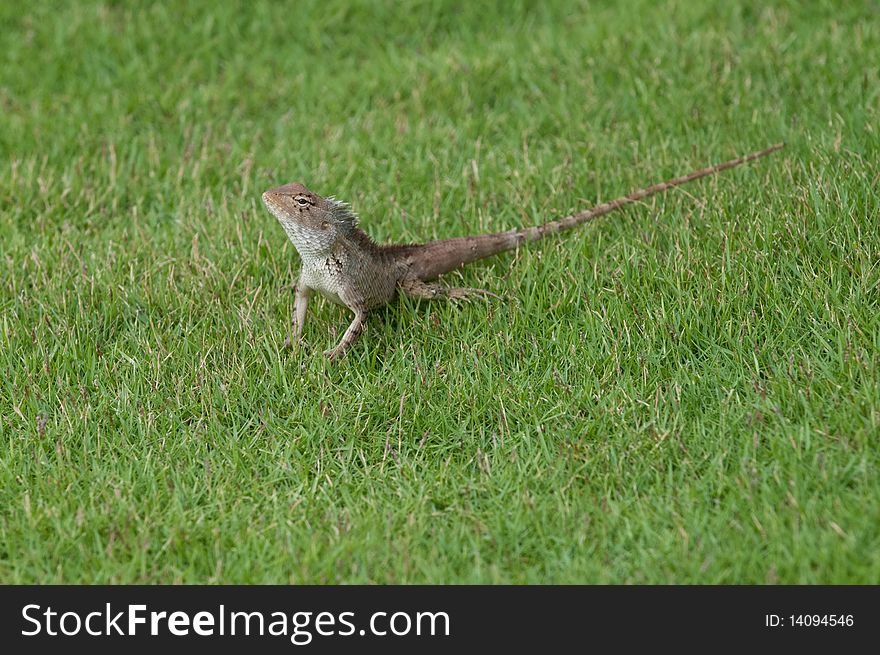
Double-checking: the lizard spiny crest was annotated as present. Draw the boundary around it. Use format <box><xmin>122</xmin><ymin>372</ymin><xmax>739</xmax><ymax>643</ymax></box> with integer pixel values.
<box><xmin>326</xmin><ymin>196</ymin><xmax>359</xmax><ymax>231</ymax></box>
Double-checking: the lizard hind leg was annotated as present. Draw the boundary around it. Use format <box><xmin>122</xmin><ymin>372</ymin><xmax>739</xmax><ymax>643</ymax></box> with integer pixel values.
<box><xmin>399</xmin><ymin>278</ymin><xmax>500</xmax><ymax>301</ymax></box>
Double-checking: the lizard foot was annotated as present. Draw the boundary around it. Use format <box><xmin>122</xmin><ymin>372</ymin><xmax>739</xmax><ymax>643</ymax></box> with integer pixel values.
<box><xmin>323</xmin><ymin>346</ymin><xmax>347</xmax><ymax>361</ymax></box>
<box><xmin>400</xmin><ymin>278</ymin><xmax>500</xmax><ymax>301</ymax></box>
<box><xmin>446</xmin><ymin>287</ymin><xmax>501</xmax><ymax>301</ymax></box>
<box><xmin>282</xmin><ymin>334</ymin><xmax>302</xmax><ymax>350</ymax></box>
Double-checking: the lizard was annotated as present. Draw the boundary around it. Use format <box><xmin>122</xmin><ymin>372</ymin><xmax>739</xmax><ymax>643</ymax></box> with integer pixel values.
<box><xmin>261</xmin><ymin>143</ymin><xmax>784</xmax><ymax>360</ymax></box>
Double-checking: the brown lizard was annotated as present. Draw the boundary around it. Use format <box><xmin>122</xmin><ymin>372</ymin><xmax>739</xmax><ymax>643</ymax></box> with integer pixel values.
<box><xmin>262</xmin><ymin>143</ymin><xmax>783</xmax><ymax>359</ymax></box>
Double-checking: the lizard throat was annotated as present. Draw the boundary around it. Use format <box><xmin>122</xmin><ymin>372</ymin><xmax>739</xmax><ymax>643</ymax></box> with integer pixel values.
<box><xmin>279</xmin><ymin>220</ymin><xmax>336</xmax><ymax>258</ymax></box>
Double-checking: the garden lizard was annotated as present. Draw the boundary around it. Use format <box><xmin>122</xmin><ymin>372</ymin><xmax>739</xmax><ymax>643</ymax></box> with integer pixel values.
<box><xmin>262</xmin><ymin>143</ymin><xmax>783</xmax><ymax>359</ymax></box>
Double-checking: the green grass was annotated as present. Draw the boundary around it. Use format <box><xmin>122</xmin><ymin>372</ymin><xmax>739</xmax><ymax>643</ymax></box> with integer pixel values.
<box><xmin>1</xmin><ymin>0</ymin><xmax>878</xmax><ymax>583</ymax></box>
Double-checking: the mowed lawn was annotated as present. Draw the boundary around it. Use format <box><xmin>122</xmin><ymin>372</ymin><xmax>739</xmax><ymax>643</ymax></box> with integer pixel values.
<box><xmin>1</xmin><ymin>0</ymin><xmax>877</xmax><ymax>583</ymax></box>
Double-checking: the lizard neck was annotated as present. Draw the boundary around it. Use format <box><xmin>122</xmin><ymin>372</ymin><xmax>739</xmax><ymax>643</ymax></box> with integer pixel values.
<box><xmin>279</xmin><ymin>219</ymin><xmax>336</xmax><ymax>259</ymax></box>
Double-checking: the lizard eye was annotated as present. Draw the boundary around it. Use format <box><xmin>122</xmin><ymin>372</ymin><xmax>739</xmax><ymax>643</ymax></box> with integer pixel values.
<box><xmin>294</xmin><ymin>195</ymin><xmax>310</xmax><ymax>207</ymax></box>
<box><xmin>320</xmin><ymin>221</ymin><xmax>330</xmax><ymax>229</ymax></box>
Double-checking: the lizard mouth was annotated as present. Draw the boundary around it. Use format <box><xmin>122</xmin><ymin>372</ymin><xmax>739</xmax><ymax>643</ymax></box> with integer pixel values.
<box><xmin>261</xmin><ymin>192</ymin><xmax>284</xmax><ymax>218</ymax></box>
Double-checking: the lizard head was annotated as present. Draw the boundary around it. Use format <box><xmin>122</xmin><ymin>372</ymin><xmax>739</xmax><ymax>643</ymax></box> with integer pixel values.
<box><xmin>261</xmin><ymin>182</ymin><xmax>358</xmax><ymax>257</ymax></box>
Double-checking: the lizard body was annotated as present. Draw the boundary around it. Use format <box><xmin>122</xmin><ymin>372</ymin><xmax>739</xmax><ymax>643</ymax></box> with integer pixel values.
<box><xmin>262</xmin><ymin>143</ymin><xmax>783</xmax><ymax>359</ymax></box>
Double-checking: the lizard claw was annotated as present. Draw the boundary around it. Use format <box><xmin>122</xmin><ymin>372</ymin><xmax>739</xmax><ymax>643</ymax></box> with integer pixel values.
<box><xmin>472</xmin><ymin>288</ymin><xmax>501</xmax><ymax>300</ymax></box>
<box><xmin>448</xmin><ymin>287</ymin><xmax>500</xmax><ymax>301</ymax></box>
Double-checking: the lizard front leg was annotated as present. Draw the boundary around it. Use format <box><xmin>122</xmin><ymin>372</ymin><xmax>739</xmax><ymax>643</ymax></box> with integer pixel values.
<box><xmin>324</xmin><ymin>307</ymin><xmax>368</xmax><ymax>360</ymax></box>
<box><xmin>284</xmin><ymin>283</ymin><xmax>312</xmax><ymax>348</ymax></box>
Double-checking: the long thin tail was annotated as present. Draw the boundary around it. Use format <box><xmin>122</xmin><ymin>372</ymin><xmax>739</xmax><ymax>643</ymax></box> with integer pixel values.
<box><xmin>408</xmin><ymin>142</ymin><xmax>784</xmax><ymax>281</ymax></box>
